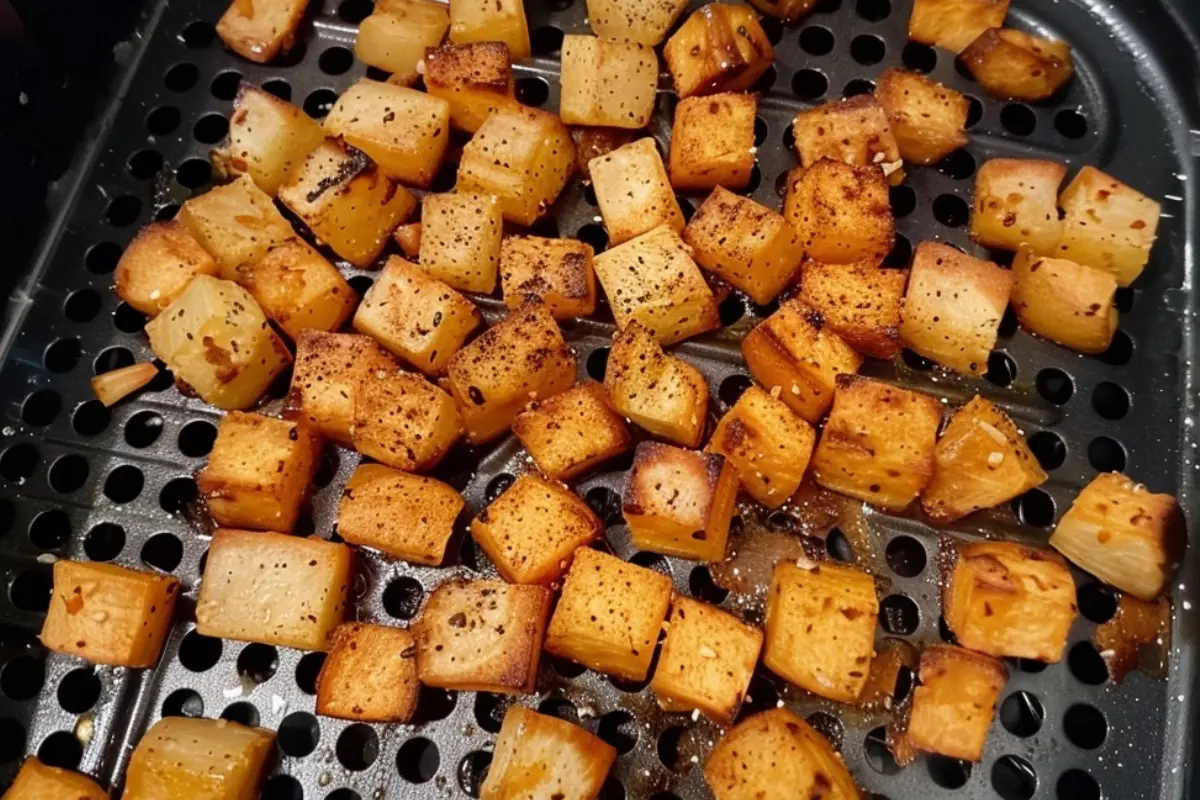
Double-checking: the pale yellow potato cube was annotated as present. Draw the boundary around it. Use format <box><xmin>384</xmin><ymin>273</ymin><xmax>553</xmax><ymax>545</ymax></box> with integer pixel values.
<box><xmin>482</xmin><ymin>708</ymin><xmax>617</xmax><ymax>800</ymax></box>
<box><xmin>125</xmin><ymin>717</ymin><xmax>275</xmax><ymax>800</ymax></box>
<box><xmin>590</xmin><ymin>137</ymin><xmax>684</xmax><ymax>245</ymax></box>
<box><xmin>668</xmin><ymin>93</ymin><xmax>757</xmax><ymax>192</ymax></box>
<box><xmin>216</xmin><ymin>0</ymin><xmax>306</xmax><ymax>64</ymax></box>
<box><xmin>560</xmin><ymin>35</ymin><xmax>658</xmax><ymax>129</ymax></box>
<box><xmin>220</xmin><ymin>83</ymin><xmax>325</xmax><ymax>195</ymax></box>
<box><xmin>449</xmin><ymin>0</ymin><xmax>531</xmax><ymax>58</ymax></box>
<box><xmin>418</xmin><ymin>192</ymin><xmax>504</xmax><ymax>294</ymax></box>
<box><xmin>587</xmin><ymin>0</ymin><xmax>688</xmax><ymax>45</ymax></box>
<box><xmin>238</xmin><ymin>238</ymin><xmax>356</xmax><ymax>340</ymax></box>
<box><xmin>355</xmin><ymin>0</ymin><xmax>450</xmax><ymax>82</ymax></box>
<box><xmin>176</xmin><ymin>175</ymin><xmax>293</xmax><ymax>280</ymax></box>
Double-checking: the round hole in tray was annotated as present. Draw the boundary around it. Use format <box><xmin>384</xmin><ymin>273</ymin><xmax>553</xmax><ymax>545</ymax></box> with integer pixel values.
<box><xmin>600</xmin><ymin>779</ymin><xmax>625</xmax><ymax>800</ymax></box>
<box><xmin>37</xmin><ymin>731</ymin><xmax>82</xmax><ymax>770</ymax></box>
<box><xmin>657</xmin><ymin>725</ymin><xmax>690</xmax><ymax>772</ymax></box>
<box><xmin>759</xmin><ymin>15</ymin><xmax>783</xmax><ymax>44</ymax></box>
<box><xmin>474</xmin><ymin>692</ymin><xmax>508</xmax><ymax>734</ymax></box>
<box><xmin>999</xmin><ymin>690</ymin><xmax>1044</xmax><ymax>737</ymax></box>
<box><xmin>997</xmin><ymin>306</ymin><xmax>1019</xmax><ymax>338</ymax></box>
<box><xmin>792</xmin><ymin>69</ymin><xmax>829</xmax><ymax>101</ymax></box>
<box><xmin>146</xmin><ymin>105</ymin><xmax>181</xmax><ymax>135</ymax></box>
<box><xmin>799</xmin><ymin>25</ymin><xmax>834</xmax><ymax>56</ymax></box>
<box><xmin>274</xmin><ymin>39</ymin><xmax>308</xmax><ymax>67</ymax></box>
<box><xmin>863</xmin><ymin>726</ymin><xmax>901</xmax><ymax>775</ymax></box>
<box><xmin>516</xmin><ymin>76</ymin><xmax>550</xmax><ymax>108</ymax></box>
<box><xmin>314</xmin><ymin>448</ymin><xmax>339</xmax><ymax>489</ymax></box>
<box><xmin>0</xmin><ymin>499</ymin><xmax>11</xmax><ymax>537</ymax></box>
<box><xmin>1092</xmin><ymin>381</ymin><xmax>1130</xmax><ymax>419</ymax></box>
<box><xmin>103</xmin><ymin>464</ymin><xmax>144</xmax><ymax>504</ymax></box>
<box><xmin>1057</xmin><ymin>769</ymin><xmax>1100</xmax><ymax>800</ymax></box>
<box><xmin>964</xmin><ymin>95</ymin><xmax>984</xmax><ymax>128</ymax></box>
<box><xmin>932</xmin><ymin>193</ymin><xmax>969</xmax><ymax>227</ymax></box>
<box><xmin>585</xmin><ymin>486</ymin><xmax>622</xmax><ymax>526</ymax></box>
<box><xmin>397</xmin><ymin>737</ymin><xmax>441</xmax><ymax>783</ymax></box>
<box><xmin>176</xmin><ymin>158</ymin><xmax>212</xmax><ymax>190</ymax></box>
<box><xmin>630</xmin><ymin>550</ymin><xmax>671</xmax><ymax>578</ymax></box>
<box><xmin>125</xmin><ymin>410</ymin><xmax>164</xmax><ymax>449</ymax></box>
<box><xmin>550</xmin><ymin>654</ymin><xmax>587</xmax><ymax>678</ymax></box>
<box><xmin>1064</xmin><ymin>703</ymin><xmax>1107</xmax><ymax>749</ymax></box>
<box><xmin>84</xmin><ymin>522</ymin><xmax>124</xmax><ymax>561</ymax></box>
<box><xmin>850</xmin><ymin>34</ymin><xmax>886</xmax><ymax>65</ymax></box>
<box><xmin>347</xmin><ymin>275</ymin><xmax>373</xmax><ymax>298</ymax></box>
<box><xmin>263</xmin><ymin>78</ymin><xmax>291</xmax><ymax>101</ymax></box>
<box><xmin>295</xmin><ymin>652</ymin><xmax>326</xmax><ymax>694</ymax></box>
<box><xmin>141</xmin><ymin>532</ymin><xmax>183</xmax><ymax>572</ymax></box>
<box><xmin>94</xmin><ymin>345</ymin><xmax>134</xmax><ymax>375</ymax></box>
<box><xmin>531</xmin><ymin>25</ymin><xmax>565</xmax><ymax>55</ymax></box>
<box><xmin>740</xmin><ymin>163</ymin><xmax>763</xmax><ymax>195</ymax></box>
<box><xmin>325</xmin><ymin>791</ymin><xmax>359</xmax><ymax>800</ymax></box>
<box><xmin>1100</xmin><ymin>329</ymin><xmax>1134</xmax><ymax>366</ymax></box>
<box><xmin>155</xmin><ymin>203</ymin><xmax>180</xmax><ymax>221</ymax></box>
<box><xmin>889</xmin><ymin>184</ymin><xmax>916</xmax><ymax>217</ymax></box>
<box><xmin>718</xmin><ymin>374</ymin><xmax>752</xmax><ymax>407</ymax></box>
<box><xmin>114</xmin><ymin>300</ymin><xmax>148</xmax><ymax>332</ymax></box>
<box><xmin>106</xmin><ymin>195</ymin><xmax>142</xmax><ymax>227</ymax></box>
<box><xmin>178</xmin><ymin>419</ymin><xmax>218</xmax><ymax>457</ymax></box>
<box><xmin>1114</xmin><ymin>287</ymin><xmax>1135</xmax><ymax>312</ymax></box>
<box><xmin>689</xmin><ymin>564</ymin><xmax>729</xmax><ymax>604</ymax></box>
<box><xmin>221</xmin><ymin>702</ymin><xmax>260</xmax><ymax>728</ymax></box>
<box><xmin>261</xmin><ymin>774</ymin><xmax>302</xmax><ymax>800</ymax></box>
<box><xmin>180</xmin><ymin>20</ymin><xmax>216</xmax><ymax>47</ymax></box>
<box><xmin>807</xmin><ymin>710</ymin><xmax>844</xmax><ymax>749</ymax></box>
<box><xmin>57</xmin><ymin>668</ymin><xmax>101</xmax><ymax>714</ymax></box>
<box><xmin>86</xmin><ymin>241</ymin><xmax>122</xmax><ymax>274</ymax></box>
<box><xmin>0</xmin><ymin>717</ymin><xmax>26</xmax><ymax>762</ymax></box>
<box><xmin>486</xmin><ymin>473</ymin><xmax>515</xmax><ymax>503</ymax></box>
<box><xmin>30</xmin><ymin>509</ymin><xmax>70</xmax><ymax>550</ymax></box>
<box><xmin>1013</xmin><ymin>487</ymin><xmax>1055</xmax><ymax>527</ymax></box>
<box><xmin>458</xmin><ymin>750</ymin><xmax>492</xmax><ymax>797</ymax></box>
<box><xmin>1036</xmin><ymin>367</ymin><xmax>1074</xmax><ymax>405</ymax></box>
<box><xmin>901</xmin><ymin>41</ymin><xmax>937</xmax><ymax>73</ymax></box>
<box><xmin>826</xmin><ymin>528</ymin><xmax>854</xmax><ymax>562</ymax></box>
<box><xmin>179</xmin><ymin>628</ymin><xmax>223</xmax><ymax>672</ymax></box>
<box><xmin>880</xmin><ymin>594</ymin><xmax>919</xmax><ymax>635</ymax></box>
<box><xmin>337</xmin><ymin>723</ymin><xmax>379</xmax><ymax>771</ymax></box>
<box><xmin>741</xmin><ymin>672</ymin><xmax>781</xmax><ymax>716</ymax></box>
<box><xmin>719</xmin><ymin>294</ymin><xmax>745</xmax><ymax>326</ymax></box>
<box><xmin>10</xmin><ymin>567</ymin><xmax>51</xmax><ymax>611</ymax></box>
<box><xmin>843</xmin><ymin>78</ymin><xmax>875</xmax><ymax>98</ymax></box>
<box><xmin>193</xmin><ymin>112</ymin><xmax>229</xmax><ymax>144</ymax></box>
<box><xmin>210</xmin><ymin>69</ymin><xmax>242</xmax><ymax>100</ymax></box>
<box><xmin>992</xmin><ymin>755</ymin><xmax>1037</xmax><ymax>800</ymax></box>
<box><xmin>754</xmin><ymin>115</ymin><xmax>769</xmax><ymax>146</ymax></box>
<box><xmin>937</xmin><ymin>614</ymin><xmax>958</xmax><ymax>644</ymax></box>
<box><xmin>1027</xmin><ymin>430</ymin><xmax>1066</xmax><ymax>470</ymax></box>
<box><xmin>985</xmin><ymin>351</ymin><xmax>1017</xmax><ymax>387</ymax></box>
<box><xmin>22</xmin><ymin>389</ymin><xmax>61</xmax><ymax>427</ymax></box>
<box><xmin>883</xmin><ymin>233</ymin><xmax>912</xmax><ymax>267</ymax></box>
<box><xmin>65</xmin><ymin>288</ymin><xmax>102</xmax><ymax>323</ymax></box>
<box><xmin>164</xmin><ymin>62</ymin><xmax>199</xmax><ymax>92</ymax></box>
<box><xmin>927</xmin><ymin>754</ymin><xmax>971</xmax><ymax>788</ymax></box>
<box><xmin>413</xmin><ymin>686</ymin><xmax>458</xmax><ymax>723</ymax></box>
<box><xmin>598</xmin><ymin>709</ymin><xmax>639</xmax><ymax>753</ymax></box>
<box><xmin>339</xmin><ymin>0</ymin><xmax>373</xmax><ymax>22</ymax></box>
<box><xmin>73</xmin><ymin>400</ymin><xmax>110</xmax><ymax>437</ymax></box>
<box><xmin>937</xmin><ymin>148</ymin><xmax>976</xmax><ymax>180</ymax></box>
<box><xmin>1087</xmin><ymin>436</ymin><xmax>1126</xmax><ymax>472</ymax></box>
<box><xmin>278</xmin><ymin>712</ymin><xmax>321</xmax><ymax>757</ymax></box>
<box><xmin>238</xmin><ymin>643</ymin><xmax>279</xmax><ymax>684</ymax></box>
<box><xmin>128</xmin><ymin>149</ymin><xmax>163</xmax><ymax>180</ymax></box>
<box><xmin>1000</xmin><ymin>103</ymin><xmax>1037</xmax><ymax>136</ymax></box>
<box><xmin>1</xmin><ymin>655</ymin><xmax>45</xmax><ymax>701</ymax></box>
<box><xmin>1055</xmin><ymin>109</ymin><xmax>1088</xmax><ymax>140</ymax></box>
<box><xmin>304</xmin><ymin>88</ymin><xmax>338</xmax><ymax>119</ymax></box>
<box><xmin>609</xmin><ymin>672</ymin><xmax>651</xmax><ymax>694</ymax></box>
<box><xmin>1067</xmin><ymin>641</ymin><xmax>1108</xmax><ymax>685</ymax></box>
<box><xmin>1</xmin><ymin>442</ymin><xmax>39</xmax><ymax>482</ymax></box>
<box><xmin>855</xmin><ymin>0</ymin><xmax>890</xmax><ymax>20</ymax></box>
<box><xmin>538</xmin><ymin>696</ymin><xmax>578</xmax><ymax>723</ymax></box>
<box><xmin>160</xmin><ymin>476</ymin><xmax>198</xmax><ymax>514</ymax></box>
<box><xmin>1077</xmin><ymin>582</ymin><xmax>1117</xmax><ymax>623</ymax></box>
<box><xmin>751</xmin><ymin>65</ymin><xmax>777</xmax><ymax>93</ymax></box>
<box><xmin>885</xmin><ymin>535</ymin><xmax>926</xmax><ymax>577</ymax></box>
<box><xmin>319</xmin><ymin>46</ymin><xmax>354</xmax><ymax>76</ymax></box>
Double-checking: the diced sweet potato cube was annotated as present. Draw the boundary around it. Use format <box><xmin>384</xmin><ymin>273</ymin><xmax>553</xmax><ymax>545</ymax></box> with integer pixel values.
<box><xmin>288</xmin><ymin>331</ymin><xmax>399</xmax><ymax>443</ymax></box>
<box><xmin>449</xmin><ymin>0</ymin><xmax>530</xmax><ymax>58</ymax></box>
<box><xmin>571</xmin><ymin>127</ymin><xmax>637</xmax><ymax>179</ymax></box>
<box><xmin>799</xmin><ymin>258</ymin><xmax>908</xmax><ymax>360</ymax></box>
<box><xmin>418</xmin><ymin>192</ymin><xmax>504</xmax><ymax>293</ymax></box>
<box><xmin>500</xmin><ymin>235</ymin><xmax>597</xmax><ymax>319</ymax></box>
<box><xmin>355</xmin><ymin>0</ymin><xmax>450</xmax><ymax>82</ymax></box>
<box><xmin>196</xmin><ymin>529</ymin><xmax>352</xmax><ymax>651</ymax></box>
<box><xmin>874</xmin><ymin>68</ymin><xmax>969</xmax><ymax>165</ymax></box>
<box><xmin>337</xmin><ymin>464</ymin><xmax>464</xmax><ymax>565</ymax></box>
<box><xmin>512</xmin><ymin>381</ymin><xmax>632</xmax><ymax>480</ymax></box>
<box><xmin>560</xmin><ymin>36</ymin><xmax>658</xmax><ymax>129</ymax></box>
<box><xmin>238</xmin><ymin>238</ymin><xmax>356</xmax><ymax>340</ymax></box>
<box><xmin>1010</xmin><ymin>245</ymin><xmax>1118</xmax><ymax>353</ymax></box>
<box><xmin>586</xmin><ymin>0</ymin><xmax>687</xmax><ymax>45</ymax></box>
<box><xmin>907</xmin><ymin>0</ymin><xmax>1010</xmax><ymax>54</ymax></box>
<box><xmin>544</xmin><ymin>547</ymin><xmax>673</xmax><ymax>680</ymax></box>
<box><xmin>668</xmin><ymin>93</ymin><xmax>757</xmax><ymax>192</ymax></box>
<box><xmin>424</xmin><ymin>42</ymin><xmax>518</xmax><ymax>133</ymax></box>
<box><xmin>40</xmin><ymin>560</ymin><xmax>179</xmax><ymax>668</ymax></box>
<box><xmin>961</xmin><ymin>28</ymin><xmax>1073</xmax><ymax>102</ymax></box>
<box><xmin>783</xmin><ymin>160</ymin><xmax>894</xmax><ymax>264</ymax></box>
<box><xmin>590</xmin><ymin>138</ymin><xmax>685</xmax><ymax>245</ymax></box>
<box><xmin>124</xmin><ymin>717</ymin><xmax>275</xmax><ymax>800</ymax></box>
<box><xmin>316</xmin><ymin>623</ymin><xmax>419</xmax><ymax>722</ymax></box>
<box><xmin>414</xmin><ymin>578</ymin><xmax>552</xmax><ymax>693</ymax></box>
<box><xmin>482</xmin><ymin>707</ymin><xmax>617</xmax><ymax>800</ymax></box>
<box><xmin>219</xmin><ymin>83</ymin><xmax>325</xmax><ymax>195</ymax></box>
<box><xmin>664</xmin><ymin>4</ymin><xmax>774</xmax><ymax>98</ymax></box>
<box><xmin>898</xmin><ymin>241</ymin><xmax>1013</xmax><ymax>374</ymax></box>
<box><xmin>352</xmin><ymin>366</ymin><xmax>464</xmax><ymax>470</ymax></box>
<box><xmin>745</xmin><ymin>0</ymin><xmax>818</xmax><ymax>24</ymax></box>
<box><xmin>216</xmin><ymin>0</ymin><xmax>306</xmax><ymax>64</ymax></box>
<box><xmin>177</xmin><ymin>175</ymin><xmax>293</xmax><ymax>280</ymax></box>
<box><xmin>115</xmin><ymin>221</ymin><xmax>220</xmax><ymax>316</ymax></box>
<box><xmin>5</xmin><ymin>758</ymin><xmax>108</xmax><ymax>800</ymax></box>
<box><xmin>970</xmin><ymin>158</ymin><xmax>1066</xmax><ymax>252</ymax></box>
<box><xmin>791</xmin><ymin>95</ymin><xmax>903</xmax><ymax>181</ymax></box>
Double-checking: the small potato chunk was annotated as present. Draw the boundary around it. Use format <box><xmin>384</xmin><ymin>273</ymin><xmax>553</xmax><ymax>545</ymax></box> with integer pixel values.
<box><xmin>6</xmin><ymin>758</ymin><xmax>108</xmax><ymax>800</ymax></box>
<box><xmin>238</xmin><ymin>238</ymin><xmax>356</xmax><ymax>340</ymax></box>
<box><xmin>424</xmin><ymin>42</ymin><xmax>517</xmax><ymax>133</ymax></box>
<box><xmin>482</xmin><ymin>707</ymin><xmax>617</xmax><ymax>800</ymax></box>
<box><xmin>571</xmin><ymin>127</ymin><xmax>637</xmax><ymax>179</ymax></box>
<box><xmin>746</xmin><ymin>0</ymin><xmax>818</xmax><ymax>24</ymax></box>
<box><xmin>706</xmin><ymin>385</ymin><xmax>816</xmax><ymax>508</ymax></box>
<box><xmin>393</xmin><ymin>222</ymin><xmax>422</xmax><ymax>257</ymax></box>
<box><xmin>943</xmin><ymin>540</ymin><xmax>1077</xmax><ymax>662</ymax></box>
<box><xmin>961</xmin><ymin>28</ymin><xmax>1073</xmax><ymax>102</ymax></box>
<box><xmin>449</xmin><ymin>0</ymin><xmax>530</xmax><ymax>58</ymax></box>
<box><xmin>278</xmin><ymin>139</ymin><xmax>417</xmax><ymax>267</ymax></box>
<box><xmin>418</xmin><ymin>192</ymin><xmax>504</xmax><ymax>293</ymax></box>
<box><xmin>289</xmin><ymin>331</ymin><xmax>399</xmax><ymax>443</ymax></box>
<box><xmin>907</xmin><ymin>0</ymin><xmax>1010</xmax><ymax>54</ymax></box>
<box><xmin>545</xmin><ymin>547</ymin><xmax>673</xmax><ymax>680</ymax></box>
<box><xmin>921</xmin><ymin>395</ymin><xmax>1047</xmax><ymax>523</ymax></box>
<box><xmin>354</xmin><ymin>256</ymin><xmax>482</xmax><ymax>374</ymax></box>
<box><xmin>594</xmin><ymin>225</ymin><xmax>719</xmax><ymax>344</ymax></box>
<box><xmin>970</xmin><ymin>158</ymin><xmax>1066</xmax><ymax>252</ymax></box>
<box><xmin>1053</xmin><ymin>165</ymin><xmax>1161</xmax><ymax>287</ymax></box>
<box><xmin>799</xmin><ymin>258</ymin><xmax>908</xmax><ymax>360</ymax></box>
<box><xmin>783</xmin><ymin>160</ymin><xmax>894</xmax><ymax>264</ymax></box>
<box><xmin>587</xmin><ymin>0</ymin><xmax>687</xmax><ymax>45</ymax></box>
<box><xmin>605</xmin><ymin>321</ymin><xmax>710</xmax><ymax>447</ymax></box>
<box><xmin>220</xmin><ymin>83</ymin><xmax>325</xmax><ymax>195</ymax></box>
<box><xmin>125</xmin><ymin>717</ymin><xmax>275</xmax><ymax>800</ymax></box>
<box><xmin>500</xmin><ymin>235</ymin><xmax>597</xmax><ymax>319</ymax></box>
<box><xmin>560</xmin><ymin>36</ymin><xmax>658</xmax><ymax>129</ymax></box>
<box><xmin>457</xmin><ymin>105</ymin><xmax>574</xmax><ymax>225</ymax></box>
<box><xmin>115</xmin><ymin>221</ymin><xmax>219</xmax><ymax>317</ymax></box>
<box><xmin>512</xmin><ymin>381</ymin><xmax>632</xmax><ymax>481</ymax></box>
<box><xmin>414</xmin><ymin>578</ymin><xmax>552</xmax><ymax>693</ymax></box>
<box><xmin>591</xmin><ymin>138</ymin><xmax>684</xmax><ymax>246</ymax></box>
<box><xmin>40</xmin><ymin>561</ymin><xmax>179</xmax><ymax>668</ymax></box>
<box><xmin>651</xmin><ymin>596</ymin><xmax>762</xmax><ymax>723</ymax></box>
<box><xmin>197</xmin><ymin>529</ymin><xmax>352</xmax><ymax>650</ymax></box>
<box><xmin>91</xmin><ymin>362</ymin><xmax>160</xmax><ymax>407</ymax></box>
<box><xmin>1050</xmin><ymin>473</ymin><xmax>1186</xmax><ymax>601</ymax></box>
<box><xmin>316</xmin><ymin>623</ymin><xmax>419</xmax><ymax>722</ymax></box>
<box><xmin>145</xmin><ymin>275</ymin><xmax>291</xmax><ymax>410</ymax></box>
<box><xmin>740</xmin><ymin>298</ymin><xmax>863</xmax><ymax>423</ymax></box>
<box><xmin>216</xmin><ymin>0</ymin><xmax>306</xmax><ymax>64</ymax></box>
<box><xmin>874</xmin><ymin>68</ymin><xmax>968</xmax><ymax>165</ymax></box>
<box><xmin>668</xmin><ymin>93</ymin><xmax>756</xmax><ymax>191</ymax></box>
<box><xmin>177</xmin><ymin>175</ymin><xmax>293</xmax><ymax>280</ymax></box>
<box><xmin>684</xmin><ymin>187</ymin><xmax>803</xmax><ymax>305</ymax></box>
<box><xmin>705</xmin><ymin>708</ymin><xmax>861</xmax><ymax>800</ymax></box>
<box><xmin>445</xmin><ymin>301</ymin><xmax>576</xmax><ymax>444</ymax></box>
<box><xmin>356</xmin><ymin>0</ymin><xmax>450</xmax><ymax>83</ymax></box>
<box><xmin>1010</xmin><ymin>245</ymin><xmax>1118</xmax><ymax>353</ymax></box>
<box><xmin>623</xmin><ymin>442</ymin><xmax>738</xmax><ymax>562</ymax></box>
<box><xmin>899</xmin><ymin>241</ymin><xmax>1013</xmax><ymax>374</ymax></box>
<box><xmin>337</xmin><ymin>464</ymin><xmax>464</xmax><ymax>565</ymax></box>
<box><xmin>810</xmin><ymin>376</ymin><xmax>942</xmax><ymax>510</ymax></box>
<box><xmin>352</xmin><ymin>367</ymin><xmax>464</xmax><ymax>470</ymax></box>
<box><xmin>471</xmin><ymin>473</ymin><xmax>603</xmax><ymax>584</ymax></box>
<box><xmin>664</xmin><ymin>4</ymin><xmax>774</xmax><ymax>99</ymax></box>
<box><xmin>791</xmin><ymin>95</ymin><xmax>903</xmax><ymax>181</ymax></box>
<box><xmin>198</xmin><ymin>411</ymin><xmax>321</xmax><ymax>532</ymax></box>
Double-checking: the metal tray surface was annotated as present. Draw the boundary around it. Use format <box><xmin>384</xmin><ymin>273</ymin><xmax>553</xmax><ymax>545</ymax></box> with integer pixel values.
<box><xmin>1</xmin><ymin>0</ymin><xmax>1198</xmax><ymax>798</ymax></box>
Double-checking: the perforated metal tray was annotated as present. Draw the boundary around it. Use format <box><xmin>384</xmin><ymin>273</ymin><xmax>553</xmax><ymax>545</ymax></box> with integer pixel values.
<box><xmin>1</xmin><ymin>0</ymin><xmax>1199</xmax><ymax>797</ymax></box>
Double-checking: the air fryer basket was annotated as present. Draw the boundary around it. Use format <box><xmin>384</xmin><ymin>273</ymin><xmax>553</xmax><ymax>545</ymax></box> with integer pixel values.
<box><xmin>1</xmin><ymin>0</ymin><xmax>1198</xmax><ymax>797</ymax></box>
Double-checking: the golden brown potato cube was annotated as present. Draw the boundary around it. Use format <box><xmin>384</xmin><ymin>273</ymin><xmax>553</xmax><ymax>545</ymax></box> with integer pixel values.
<box><xmin>545</xmin><ymin>547</ymin><xmax>672</xmax><ymax>679</ymax></box>
<box><xmin>197</xmin><ymin>529</ymin><xmax>352</xmax><ymax>650</ymax></box>
<box><xmin>414</xmin><ymin>578</ymin><xmax>552</xmax><ymax>693</ymax></box>
<box><xmin>1050</xmin><ymin>472</ymin><xmax>1186</xmax><ymax>601</ymax></box>
<box><xmin>511</xmin><ymin>381</ymin><xmax>632</xmax><ymax>481</ymax></box>
<box><xmin>471</xmin><ymin>473</ymin><xmax>603</xmax><ymax>584</ymax></box>
<box><xmin>943</xmin><ymin>540</ymin><xmax>1077</xmax><ymax>662</ymax></box>
<box><xmin>791</xmin><ymin>95</ymin><xmax>903</xmax><ymax>181</ymax></box>
<box><xmin>424</xmin><ymin>42</ymin><xmax>517</xmax><ymax>133</ymax></box>
<box><xmin>651</xmin><ymin>596</ymin><xmax>762</xmax><ymax>723</ymax></box>
<box><xmin>746</xmin><ymin>0</ymin><xmax>818</xmax><ymax>24</ymax></box>
<box><xmin>356</xmin><ymin>0</ymin><xmax>450</xmax><ymax>83</ymax></box>
<box><xmin>740</xmin><ymin>298</ymin><xmax>863</xmax><ymax>423</ymax></box>
<box><xmin>40</xmin><ymin>561</ymin><xmax>179</xmax><ymax>668</ymax></box>
<box><xmin>668</xmin><ymin>93</ymin><xmax>756</xmax><ymax>192</ymax></box>
<box><xmin>571</xmin><ymin>126</ymin><xmax>637</xmax><ymax>179</ymax></box>
<box><xmin>970</xmin><ymin>158</ymin><xmax>1066</xmax><ymax>252</ymax></box>
<box><xmin>337</xmin><ymin>464</ymin><xmax>464</xmax><ymax>565</ymax></box>
<box><xmin>594</xmin><ymin>225</ymin><xmax>719</xmax><ymax>344</ymax></box>
<box><xmin>560</xmin><ymin>36</ymin><xmax>658</xmax><ymax>129</ymax></box>
<box><xmin>783</xmin><ymin>160</ymin><xmax>894</xmax><ymax>264</ymax></box>
<box><xmin>921</xmin><ymin>395</ymin><xmax>1047</xmax><ymax>523</ymax></box>
<box><xmin>449</xmin><ymin>0</ymin><xmax>530</xmax><ymax>58</ymax></box>
<box><xmin>907</xmin><ymin>0</ymin><xmax>1010</xmax><ymax>54</ymax></box>
<box><xmin>278</xmin><ymin>139</ymin><xmax>417</xmax><ymax>267</ymax></box>
<box><xmin>418</xmin><ymin>192</ymin><xmax>504</xmax><ymax>293</ymax></box>
<box><xmin>500</xmin><ymin>235</ymin><xmax>597</xmax><ymax>319</ymax></box>
<box><xmin>289</xmin><ymin>331</ymin><xmax>399</xmax><ymax>443</ymax></box>
<box><xmin>1053</xmin><ymin>165</ymin><xmax>1161</xmax><ymax>287</ymax></box>
<box><xmin>238</xmin><ymin>238</ymin><xmax>356</xmax><ymax>340</ymax></box>
<box><xmin>799</xmin><ymin>258</ymin><xmax>908</xmax><ymax>360</ymax></box>
<box><xmin>605</xmin><ymin>320</ymin><xmax>710</xmax><ymax>446</ymax></box>
<box><xmin>198</xmin><ymin>411</ymin><xmax>320</xmax><ymax>532</ymax></box>
<box><xmin>216</xmin><ymin>0</ymin><xmax>306</xmax><ymax>64</ymax></box>
<box><xmin>177</xmin><ymin>175</ymin><xmax>293</xmax><ymax>280</ymax></box>
<box><xmin>623</xmin><ymin>442</ymin><xmax>738</xmax><ymax>562</ymax></box>
<box><xmin>456</xmin><ymin>105</ymin><xmax>575</xmax><ymax>225</ymax></box>
<box><xmin>353</xmin><ymin>256</ymin><xmax>482</xmax><ymax>374</ymax></box>
<box><xmin>220</xmin><ymin>83</ymin><xmax>325</xmax><ymax>195</ymax></box>
<box><xmin>961</xmin><ymin>28</ymin><xmax>1073</xmax><ymax>102</ymax></box>
<box><xmin>590</xmin><ymin>138</ymin><xmax>684</xmax><ymax>245</ymax></box>
<box><xmin>316</xmin><ymin>623</ymin><xmax>419</xmax><ymax>722</ymax></box>
<box><xmin>891</xmin><ymin>645</ymin><xmax>1006</xmax><ymax>764</ymax></box>
<box><xmin>874</xmin><ymin>68</ymin><xmax>969</xmax><ymax>165</ymax></box>
<box><xmin>664</xmin><ymin>4</ymin><xmax>774</xmax><ymax>98</ymax></box>
<box><xmin>810</xmin><ymin>375</ymin><xmax>942</xmax><ymax>510</ymax></box>
<box><xmin>482</xmin><ymin>707</ymin><xmax>618</xmax><ymax>800</ymax></box>
<box><xmin>125</xmin><ymin>717</ymin><xmax>275</xmax><ymax>800</ymax></box>
<box><xmin>705</xmin><ymin>708</ymin><xmax>861</xmax><ymax>800</ymax></box>
<box><xmin>114</xmin><ymin>221</ymin><xmax>220</xmax><ymax>317</ymax></box>
<box><xmin>899</xmin><ymin>241</ymin><xmax>1013</xmax><ymax>374</ymax></box>
<box><xmin>587</xmin><ymin>0</ymin><xmax>687</xmax><ymax>44</ymax></box>
<box><xmin>352</xmin><ymin>367</ymin><xmax>464</xmax><ymax>470</ymax></box>
<box><xmin>6</xmin><ymin>758</ymin><xmax>109</xmax><ymax>800</ymax></box>
<box><xmin>1010</xmin><ymin>245</ymin><xmax>1118</xmax><ymax>354</ymax></box>
<box><xmin>145</xmin><ymin>275</ymin><xmax>291</xmax><ymax>410</ymax></box>
<box><xmin>393</xmin><ymin>222</ymin><xmax>422</xmax><ymax>257</ymax></box>
<box><xmin>706</xmin><ymin>385</ymin><xmax>816</xmax><ymax>508</ymax></box>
